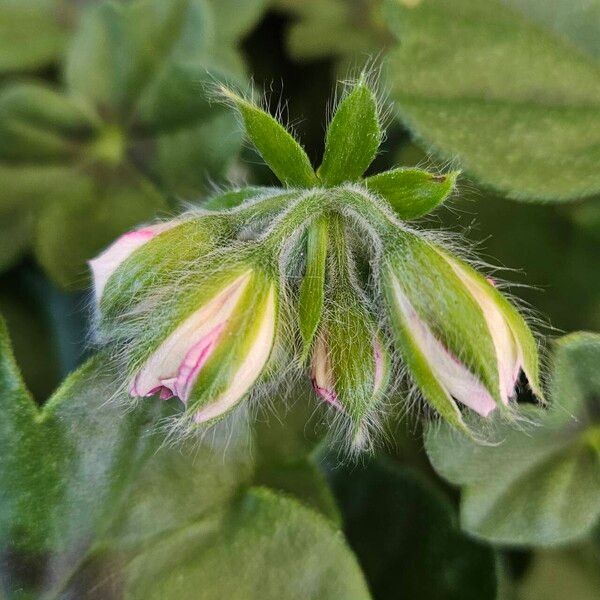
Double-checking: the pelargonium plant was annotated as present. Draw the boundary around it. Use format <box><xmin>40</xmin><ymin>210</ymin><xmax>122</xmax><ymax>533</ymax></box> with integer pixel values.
<box><xmin>89</xmin><ymin>76</ymin><xmax>543</xmax><ymax>451</ymax></box>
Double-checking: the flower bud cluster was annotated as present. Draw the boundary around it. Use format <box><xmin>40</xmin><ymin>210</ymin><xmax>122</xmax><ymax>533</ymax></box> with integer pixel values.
<box><xmin>90</xmin><ymin>78</ymin><xmax>543</xmax><ymax>450</ymax></box>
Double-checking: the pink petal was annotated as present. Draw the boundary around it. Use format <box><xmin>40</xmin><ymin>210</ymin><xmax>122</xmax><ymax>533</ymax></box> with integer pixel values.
<box><xmin>373</xmin><ymin>338</ymin><xmax>385</xmax><ymax>394</ymax></box>
<box><xmin>171</xmin><ymin>322</ymin><xmax>225</xmax><ymax>402</ymax></box>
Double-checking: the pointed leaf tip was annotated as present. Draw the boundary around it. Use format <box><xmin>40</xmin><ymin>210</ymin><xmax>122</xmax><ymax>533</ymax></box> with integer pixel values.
<box><xmin>318</xmin><ymin>80</ymin><xmax>381</xmax><ymax>186</ymax></box>
<box><xmin>365</xmin><ymin>168</ymin><xmax>457</xmax><ymax>219</ymax></box>
<box><xmin>220</xmin><ymin>86</ymin><xmax>317</xmax><ymax>188</ymax></box>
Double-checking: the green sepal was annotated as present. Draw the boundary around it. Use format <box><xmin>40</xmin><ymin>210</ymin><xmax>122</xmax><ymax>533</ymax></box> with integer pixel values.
<box><xmin>318</xmin><ymin>78</ymin><xmax>381</xmax><ymax>186</ymax></box>
<box><xmin>202</xmin><ymin>186</ymin><xmax>280</xmax><ymax>210</ymax></box>
<box><xmin>220</xmin><ymin>87</ymin><xmax>318</xmax><ymax>188</ymax></box>
<box><xmin>298</xmin><ymin>216</ymin><xmax>328</xmax><ymax>359</ymax></box>
<box><xmin>365</xmin><ymin>168</ymin><xmax>458</xmax><ymax>219</ymax></box>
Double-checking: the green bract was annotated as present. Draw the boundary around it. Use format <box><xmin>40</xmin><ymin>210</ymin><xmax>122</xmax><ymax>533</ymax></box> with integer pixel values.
<box><xmin>90</xmin><ymin>77</ymin><xmax>543</xmax><ymax>449</ymax></box>
<box><xmin>0</xmin><ymin>0</ymin><xmax>268</xmax><ymax>288</ymax></box>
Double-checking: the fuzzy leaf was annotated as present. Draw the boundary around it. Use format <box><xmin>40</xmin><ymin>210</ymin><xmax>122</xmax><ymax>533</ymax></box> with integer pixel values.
<box><xmin>91</xmin><ymin>488</ymin><xmax>370</xmax><ymax>600</ymax></box>
<box><xmin>0</xmin><ymin>315</ymin><xmax>164</xmax><ymax>595</ymax></box>
<box><xmin>328</xmin><ymin>458</ymin><xmax>498</xmax><ymax>600</ymax></box>
<box><xmin>365</xmin><ymin>168</ymin><xmax>458</xmax><ymax>219</ymax></box>
<box><xmin>425</xmin><ymin>332</ymin><xmax>600</xmax><ymax>546</ymax></box>
<box><xmin>221</xmin><ymin>87</ymin><xmax>318</xmax><ymax>187</ymax></box>
<box><xmin>318</xmin><ymin>79</ymin><xmax>381</xmax><ymax>185</ymax></box>
<box><xmin>384</xmin><ymin>0</ymin><xmax>600</xmax><ymax>201</ymax></box>
<box><xmin>0</xmin><ymin>315</ymin><xmax>360</xmax><ymax>598</ymax></box>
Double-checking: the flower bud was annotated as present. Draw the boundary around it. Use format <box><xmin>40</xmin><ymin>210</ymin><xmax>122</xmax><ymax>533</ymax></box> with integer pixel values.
<box><xmin>304</xmin><ymin>216</ymin><xmax>390</xmax><ymax>449</ymax></box>
<box><xmin>383</xmin><ymin>231</ymin><xmax>541</xmax><ymax>433</ymax></box>
<box><xmin>89</xmin><ymin>222</ymin><xmax>175</xmax><ymax>301</ymax></box>
<box><xmin>130</xmin><ymin>269</ymin><xmax>277</xmax><ymax>423</ymax></box>
<box><xmin>310</xmin><ymin>320</ymin><xmax>390</xmax><ymax>450</ymax></box>
<box><xmin>89</xmin><ymin>210</ymin><xmax>279</xmax><ymax>425</ymax></box>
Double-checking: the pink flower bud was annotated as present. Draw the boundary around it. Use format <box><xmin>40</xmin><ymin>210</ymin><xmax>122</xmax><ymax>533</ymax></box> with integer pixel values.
<box><xmin>390</xmin><ymin>278</ymin><xmax>499</xmax><ymax>417</ymax></box>
<box><xmin>89</xmin><ymin>223</ymin><xmax>175</xmax><ymax>300</ymax></box>
<box><xmin>129</xmin><ymin>271</ymin><xmax>277</xmax><ymax>423</ymax></box>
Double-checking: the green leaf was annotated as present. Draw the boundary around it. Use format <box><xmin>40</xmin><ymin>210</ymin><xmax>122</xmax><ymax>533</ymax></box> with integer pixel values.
<box><xmin>383</xmin><ymin>0</ymin><xmax>600</xmax><ymax>201</ymax></box>
<box><xmin>0</xmin><ymin>315</ymin><xmax>163</xmax><ymax>595</ymax></box>
<box><xmin>209</xmin><ymin>0</ymin><xmax>268</xmax><ymax>41</ymax></box>
<box><xmin>365</xmin><ymin>168</ymin><xmax>458</xmax><ymax>219</ymax></box>
<box><xmin>0</xmin><ymin>82</ymin><xmax>96</xmax><ymax>161</ymax></box>
<box><xmin>505</xmin><ymin>0</ymin><xmax>600</xmax><ymax>60</ymax></box>
<box><xmin>298</xmin><ymin>216</ymin><xmax>328</xmax><ymax>357</ymax></box>
<box><xmin>146</xmin><ymin>112</ymin><xmax>243</xmax><ymax>195</ymax></box>
<box><xmin>65</xmin><ymin>0</ymin><xmax>191</xmax><ymax>116</ymax></box>
<box><xmin>318</xmin><ymin>79</ymin><xmax>381</xmax><ymax>185</ymax></box>
<box><xmin>327</xmin><ymin>458</ymin><xmax>498</xmax><ymax>600</ymax></box>
<box><xmin>220</xmin><ymin>87</ymin><xmax>318</xmax><ymax>187</ymax></box>
<box><xmin>425</xmin><ymin>332</ymin><xmax>600</xmax><ymax>546</ymax></box>
<box><xmin>254</xmin><ymin>459</ymin><xmax>341</xmax><ymax>524</ymax></box>
<box><xmin>275</xmin><ymin>0</ymin><xmax>394</xmax><ymax>69</ymax></box>
<box><xmin>0</xmin><ymin>0</ymin><xmax>69</xmax><ymax>73</ymax></box>
<box><xmin>93</xmin><ymin>488</ymin><xmax>370</xmax><ymax>600</ymax></box>
<box><xmin>0</xmin><ymin>313</ymin><xmax>361</xmax><ymax>599</ymax></box>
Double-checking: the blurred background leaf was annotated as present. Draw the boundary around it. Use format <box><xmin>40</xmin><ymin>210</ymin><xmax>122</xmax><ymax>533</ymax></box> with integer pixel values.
<box><xmin>382</xmin><ymin>0</ymin><xmax>600</xmax><ymax>202</ymax></box>
<box><xmin>0</xmin><ymin>0</ymin><xmax>272</xmax><ymax>289</ymax></box>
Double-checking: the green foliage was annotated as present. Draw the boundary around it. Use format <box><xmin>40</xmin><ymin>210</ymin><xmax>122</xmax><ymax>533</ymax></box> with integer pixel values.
<box><xmin>0</xmin><ymin>315</ymin><xmax>367</xmax><ymax>598</ymax></box>
<box><xmin>0</xmin><ymin>0</ymin><xmax>266</xmax><ymax>288</ymax></box>
<box><xmin>276</xmin><ymin>0</ymin><xmax>394</xmax><ymax>70</ymax></box>
<box><xmin>298</xmin><ymin>215</ymin><xmax>328</xmax><ymax>356</ymax></box>
<box><xmin>516</xmin><ymin>548</ymin><xmax>600</xmax><ymax>600</ymax></box>
<box><xmin>0</xmin><ymin>0</ymin><xmax>71</xmax><ymax>73</ymax></box>
<box><xmin>328</xmin><ymin>458</ymin><xmax>498</xmax><ymax>600</ymax></box>
<box><xmin>425</xmin><ymin>332</ymin><xmax>600</xmax><ymax>546</ymax></box>
<box><xmin>383</xmin><ymin>0</ymin><xmax>600</xmax><ymax>201</ymax></box>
